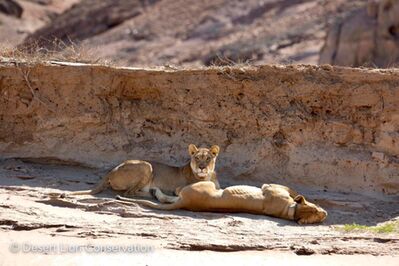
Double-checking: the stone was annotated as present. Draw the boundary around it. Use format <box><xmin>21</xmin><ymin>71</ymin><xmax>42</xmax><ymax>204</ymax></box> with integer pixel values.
<box><xmin>320</xmin><ymin>0</ymin><xmax>399</xmax><ymax>68</ymax></box>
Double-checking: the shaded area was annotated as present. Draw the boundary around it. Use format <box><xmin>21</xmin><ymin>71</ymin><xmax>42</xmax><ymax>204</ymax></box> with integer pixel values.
<box><xmin>1</xmin><ymin>62</ymin><xmax>399</xmax><ymax>195</ymax></box>
<box><xmin>0</xmin><ymin>0</ymin><xmax>22</xmax><ymax>18</ymax></box>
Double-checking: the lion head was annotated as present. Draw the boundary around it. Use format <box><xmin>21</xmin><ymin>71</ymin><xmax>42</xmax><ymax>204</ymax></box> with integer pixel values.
<box><xmin>188</xmin><ymin>144</ymin><xmax>220</xmax><ymax>180</ymax></box>
<box><xmin>294</xmin><ymin>195</ymin><xmax>328</xmax><ymax>224</ymax></box>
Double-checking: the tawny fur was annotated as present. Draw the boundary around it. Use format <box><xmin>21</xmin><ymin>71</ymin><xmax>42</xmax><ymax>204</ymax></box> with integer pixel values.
<box><xmin>62</xmin><ymin>144</ymin><xmax>220</xmax><ymax>203</ymax></box>
<box><xmin>116</xmin><ymin>181</ymin><xmax>328</xmax><ymax>224</ymax></box>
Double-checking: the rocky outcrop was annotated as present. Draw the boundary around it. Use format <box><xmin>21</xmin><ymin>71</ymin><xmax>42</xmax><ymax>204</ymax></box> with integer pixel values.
<box><xmin>320</xmin><ymin>0</ymin><xmax>399</xmax><ymax>68</ymax></box>
<box><xmin>0</xmin><ymin>0</ymin><xmax>23</xmax><ymax>18</ymax></box>
<box><xmin>0</xmin><ymin>60</ymin><xmax>399</xmax><ymax>194</ymax></box>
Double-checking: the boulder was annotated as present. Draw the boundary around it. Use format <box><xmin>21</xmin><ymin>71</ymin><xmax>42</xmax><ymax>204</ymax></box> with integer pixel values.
<box><xmin>320</xmin><ymin>0</ymin><xmax>399</xmax><ymax>68</ymax></box>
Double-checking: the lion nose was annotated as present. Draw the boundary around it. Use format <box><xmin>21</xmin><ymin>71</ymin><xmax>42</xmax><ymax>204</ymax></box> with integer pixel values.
<box><xmin>199</xmin><ymin>164</ymin><xmax>206</xmax><ymax>170</ymax></box>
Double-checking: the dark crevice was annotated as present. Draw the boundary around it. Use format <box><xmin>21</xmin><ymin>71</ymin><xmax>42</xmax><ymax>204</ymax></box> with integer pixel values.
<box><xmin>0</xmin><ymin>219</ymin><xmax>78</xmax><ymax>231</ymax></box>
<box><xmin>388</xmin><ymin>25</ymin><xmax>399</xmax><ymax>38</ymax></box>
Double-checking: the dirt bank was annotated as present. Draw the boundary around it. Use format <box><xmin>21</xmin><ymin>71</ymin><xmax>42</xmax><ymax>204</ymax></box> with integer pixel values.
<box><xmin>1</xmin><ymin>60</ymin><xmax>399</xmax><ymax>195</ymax></box>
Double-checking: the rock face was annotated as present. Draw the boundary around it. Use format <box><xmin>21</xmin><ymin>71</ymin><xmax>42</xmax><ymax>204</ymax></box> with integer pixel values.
<box><xmin>0</xmin><ymin>0</ymin><xmax>23</xmax><ymax>18</ymax></box>
<box><xmin>320</xmin><ymin>0</ymin><xmax>399</xmax><ymax>68</ymax></box>
<box><xmin>0</xmin><ymin>61</ymin><xmax>399</xmax><ymax>195</ymax></box>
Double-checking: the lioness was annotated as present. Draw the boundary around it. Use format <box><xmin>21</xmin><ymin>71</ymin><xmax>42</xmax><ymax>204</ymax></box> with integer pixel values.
<box><xmin>65</xmin><ymin>144</ymin><xmax>220</xmax><ymax>203</ymax></box>
<box><xmin>116</xmin><ymin>181</ymin><xmax>328</xmax><ymax>224</ymax></box>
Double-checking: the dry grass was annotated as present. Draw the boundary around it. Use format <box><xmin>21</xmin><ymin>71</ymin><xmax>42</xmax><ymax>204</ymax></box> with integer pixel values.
<box><xmin>0</xmin><ymin>39</ymin><xmax>114</xmax><ymax>65</ymax></box>
<box><xmin>0</xmin><ymin>42</ymin><xmax>251</xmax><ymax>71</ymax></box>
<box><xmin>209</xmin><ymin>53</ymin><xmax>255</xmax><ymax>68</ymax></box>
<box><xmin>339</xmin><ymin>221</ymin><xmax>399</xmax><ymax>234</ymax></box>
<box><xmin>0</xmin><ymin>39</ymin><xmax>114</xmax><ymax>113</ymax></box>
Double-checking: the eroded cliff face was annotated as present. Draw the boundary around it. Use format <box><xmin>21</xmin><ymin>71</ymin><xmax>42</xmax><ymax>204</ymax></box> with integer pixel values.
<box><xmin>0</xmin><ymin>60</ymin><xmax>398</xmax><ymax>194</ymax></box>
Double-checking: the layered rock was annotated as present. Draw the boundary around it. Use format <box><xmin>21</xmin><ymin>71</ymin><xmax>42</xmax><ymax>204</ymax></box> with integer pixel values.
<box><xmin>0</xmin><ymin>61</ymin><xmax>398</xmax><ymax>194</ymax></box>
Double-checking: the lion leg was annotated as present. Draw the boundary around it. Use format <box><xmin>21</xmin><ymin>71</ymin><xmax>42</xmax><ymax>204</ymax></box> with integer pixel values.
<box><xmin>211</xmin><ymin>176</ymin><xmax>220</xmax><ymax>189</ymax></box>
<box><xmin>175</xmin><ymin>186</ymin><xmax>184</xmax><ymax>195</ymax></box>
<box><xmin>268</xmin><ymin>184</ymin><xmax>299</xmax><ymax>198</ymax></box>
<box><xmin>150</xmin><ymin>188</ymin><xmax>179</xmax><ymax>203</ymax></box>
<box><xmin>116</xmin><ymin>195</ymin><xmax>184</xmax><ymax>210</ymax></box>
<box><xmin>278</xmin><ymin>185</ymin><xmax>299</xmax><ymax>198</ymax></box>
<box><xmin>122</xmin><ymin>179</ymin><xmax>154</xmax><ymax>198</ymax></box>
<box><xmin>123</xmin><ymin>187</ymin><xmax>152</xmax><ymax>198</ymax></box>
<box><xmin>122</xmin><ymin>180</ymin><xmax>144</xmax><ymax>197</ymax></box>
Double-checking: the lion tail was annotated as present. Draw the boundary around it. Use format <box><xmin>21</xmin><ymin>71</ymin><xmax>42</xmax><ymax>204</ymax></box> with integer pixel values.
<box><xmin>115</xmin><ymin>195</ymin><xmax>184</xmax><ymax>210</ymax></box>
<box><xmin>67</xmin><ymin>174</ymin><xmax>110</xmax><ymax>196</ymax></box>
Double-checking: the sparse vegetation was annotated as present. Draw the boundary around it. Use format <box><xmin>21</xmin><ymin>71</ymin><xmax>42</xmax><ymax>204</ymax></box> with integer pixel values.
<box><xmin>0</xmin><ymin>39</ymin><xmax>113</xmax><ymax>65</ymax></box>
<box><xmin>340</xmin><ymin>221</ymin><xmax>399</xmax><ymax>234</ymax></box>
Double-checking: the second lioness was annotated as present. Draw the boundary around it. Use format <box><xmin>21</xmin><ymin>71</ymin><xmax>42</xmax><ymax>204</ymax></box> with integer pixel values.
<box><xmin>66</xmin><ymin>144</ymin><xmax>220</xmax><ymax>203</ymax></box>
<box><xmin>116</xmin><ymin>181</ymin><xmax>328</xmax><ymax>224</ymax></box>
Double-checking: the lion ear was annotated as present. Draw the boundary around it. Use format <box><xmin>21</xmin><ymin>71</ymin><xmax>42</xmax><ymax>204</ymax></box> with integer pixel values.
<box><xmin>210</xmin><ymin>145</ymin><xmax>220</xmax><ymax>157</ymax></box>
<box><xmin>294</xmin><ymin>195</ymin><xmax>306</xmax><ymax>204</ymax></box>
<box><xmin>188</xmin><ymin>144</ymin><xmax>198</xmax><ymax>156</ymax></box>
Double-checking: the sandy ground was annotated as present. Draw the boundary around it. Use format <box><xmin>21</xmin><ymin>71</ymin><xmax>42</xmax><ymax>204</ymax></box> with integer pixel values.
<box><xmin>0</xmin><ymin>158</ymin><xmax>398</xmax><ymax>264</ymax></box>
<box><xmin>1</xmin><ymin>232</ymin><xmax>398</xmax><ymax>266</ymax></box>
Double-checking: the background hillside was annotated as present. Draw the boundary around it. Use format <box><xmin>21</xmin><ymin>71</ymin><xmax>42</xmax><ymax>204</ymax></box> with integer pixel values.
<box><xmin>1</xmin><ymin>0</ymin><xmax>399</xmax><ymax>67</ymax></box>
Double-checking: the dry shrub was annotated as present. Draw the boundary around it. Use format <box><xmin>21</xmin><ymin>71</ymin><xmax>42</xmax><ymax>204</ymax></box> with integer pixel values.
<box><xmin>0</xmin><ymin>38</ymin><xmax>113</xmax><ymax>65</ymax></box>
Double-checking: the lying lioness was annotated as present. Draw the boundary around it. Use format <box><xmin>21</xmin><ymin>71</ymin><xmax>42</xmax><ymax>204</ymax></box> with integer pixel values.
<box><xmin>116</xmin><ymin>181</ymin><xmax>327</xmax><ymax>224</ymax></box>
<box><xmin>64</xmin><ymin>144</ymin><xmax>220</xmax><ymax>203</ymax></box>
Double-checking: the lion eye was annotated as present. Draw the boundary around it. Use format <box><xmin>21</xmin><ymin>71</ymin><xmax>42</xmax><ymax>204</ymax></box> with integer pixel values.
<box><xmin>206</xmin><ymin>157</ymin><xmax>211</xmax><ymax>162</ymax></box>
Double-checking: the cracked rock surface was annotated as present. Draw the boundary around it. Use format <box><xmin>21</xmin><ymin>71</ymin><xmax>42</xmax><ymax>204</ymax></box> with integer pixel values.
<box><xmin>0</xmin><ymin>159</ymin><xmax>398</xmax><ymax>256</ymax></box>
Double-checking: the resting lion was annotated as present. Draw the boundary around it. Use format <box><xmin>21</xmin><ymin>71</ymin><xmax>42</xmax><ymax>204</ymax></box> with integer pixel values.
<box><xmin>64</xmin><ymin>144</ymin><xmax>220</xmax><ymax>203</ymax></box>
<box><xmin>116</xmin><ymin>181</ymin><xmax>328</xmax><ymax>224</ymax></box>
